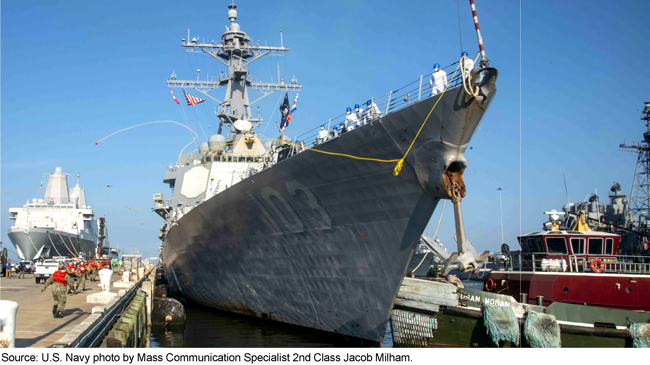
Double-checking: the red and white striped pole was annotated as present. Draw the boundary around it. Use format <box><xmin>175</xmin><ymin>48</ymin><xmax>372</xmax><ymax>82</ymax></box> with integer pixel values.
<box><xmin>469</xmin><ymin>0</ymin><xmax>488</xmax><ymax>65</ymax></box>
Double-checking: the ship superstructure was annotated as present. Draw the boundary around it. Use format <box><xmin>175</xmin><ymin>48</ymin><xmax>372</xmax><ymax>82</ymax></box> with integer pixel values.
<box><xmin>8</xmin><ymin>167</ymin><xmax>98</xmax><ymax>260</ymax></box>
<box><xmin>155</xmin><ymin>3</ymin><xmax>498</xmax><ymax>345</ymax></box>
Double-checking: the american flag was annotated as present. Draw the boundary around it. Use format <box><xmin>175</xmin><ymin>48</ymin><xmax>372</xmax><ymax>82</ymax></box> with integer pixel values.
<box><xmin>644</xmin><ymin>236</ymin><xmax>649</xmax><ymax>251</ymax></box>
<box><xmin>169</xmin><ymin>87</ymin><xmax>180</xmax><ymax>105</ymax></box>
<box><xmin>183</xmin><ymin>89</ymin><xmax>206</xmax><ymax>106</ymax></box>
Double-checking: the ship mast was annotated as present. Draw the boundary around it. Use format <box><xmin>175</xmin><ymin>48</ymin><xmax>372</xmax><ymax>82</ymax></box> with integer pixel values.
<box><xmin>620</xmin><ymin>101</ymin><xmax>650</xmax><ymax>232</ymax></box>
<box><xmin>167</xmin><ymin>3</ymin><xmax>301</xmax><ymax>142</ymax></box>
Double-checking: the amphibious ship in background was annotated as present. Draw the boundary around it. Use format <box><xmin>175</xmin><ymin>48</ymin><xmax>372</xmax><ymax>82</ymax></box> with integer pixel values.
<box><xmin>154</xmin><ymin>3</ymin><xmax>497</xmax><ymax>345</ymax></box>
<box><xmin>7</xmin><ymin>167</ymin><xmax>98</xmax><ymax>260</ymax></box>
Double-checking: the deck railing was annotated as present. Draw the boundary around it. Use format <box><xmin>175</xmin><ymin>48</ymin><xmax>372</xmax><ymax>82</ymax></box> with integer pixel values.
<box><xmin>289</xmin><ymin>58</ymin><xmax>477</xmax><ymax>151</ymax></box>
<box><xmin>495</xmin><ymin>251</ymin><xmax>650</xmax><ymax>275</ymax></box>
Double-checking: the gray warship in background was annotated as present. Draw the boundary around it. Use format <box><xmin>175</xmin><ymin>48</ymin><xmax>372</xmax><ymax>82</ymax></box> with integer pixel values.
<box><xmin>7</xmin><ymin>167</ymin><xmax>98</xmax><ymax>260</ymax></box>
<box><xmin>541</xmin><ymin>101</ymin><xmax>650</xmax><ymax>256</ymax></box>
<box><xmin>154</xmin><ymin>3</ymin><xmax>498</xmax><ymax>345</ymax></box>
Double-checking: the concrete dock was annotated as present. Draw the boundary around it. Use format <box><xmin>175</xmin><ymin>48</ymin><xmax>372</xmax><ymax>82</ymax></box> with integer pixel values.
<box><xmin>0</xmin><ymin>272</ymin><xmax>121</xmax><ymax>348</ymax></box>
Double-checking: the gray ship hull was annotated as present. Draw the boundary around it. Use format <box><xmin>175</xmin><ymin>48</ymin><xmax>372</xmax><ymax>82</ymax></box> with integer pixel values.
<box><xmin>8</xmin><ymin>228</ymin><xmax>96</xmax><ymax>260</ymax></box>
<box><xmin>162</xmin><ymin>71</ymin><xmax>497</xmax><ymax>344</ymax></box>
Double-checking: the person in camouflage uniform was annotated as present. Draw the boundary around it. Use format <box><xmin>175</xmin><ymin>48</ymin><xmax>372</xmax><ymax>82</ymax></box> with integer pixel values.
<box><xmin>41</xmin><ymin>262</ymin><xmax>74</xmax><ymax>318</ymax></box>
<box><xmin>90</xmin><ymin>261</ymin><xmax>98</xmax><ymax>281</ymax></box>
<box><xmin>75</xmin><ymin>260</ymin><xmax>87</xmax><ymax>291</ymax></box>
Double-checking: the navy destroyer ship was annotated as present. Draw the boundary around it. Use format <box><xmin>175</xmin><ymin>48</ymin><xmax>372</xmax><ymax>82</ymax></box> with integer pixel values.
<box><xmin>154</xmin><ymin>3</ymin><xmax>498</xmax><ymax>345</ymax></box>
<box><xmin>7</xmin><ymin>167</ymin><xmax>98</xmax><ymax>260</ymax></box>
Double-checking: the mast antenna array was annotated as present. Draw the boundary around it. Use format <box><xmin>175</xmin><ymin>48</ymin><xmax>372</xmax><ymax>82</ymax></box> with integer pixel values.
<box><xmin>167</xmin><ymin>3</ymin><xmax>301</xmax><ymax>132</ymax></box>
<box><xmin>620</xmin><ymin>101</ymin><xmax>650</xmax><ymax>232</ymax></box>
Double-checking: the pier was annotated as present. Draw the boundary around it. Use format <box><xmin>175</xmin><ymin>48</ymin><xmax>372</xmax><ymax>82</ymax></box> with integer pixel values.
<box><xmin>0</xmin><ymin>268</ymin><xmax>155</xmax><ymax>348</ymax></box>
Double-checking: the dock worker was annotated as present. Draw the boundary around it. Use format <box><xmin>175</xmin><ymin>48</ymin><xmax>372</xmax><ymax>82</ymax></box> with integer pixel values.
<box><xmin>5</xmin><ymin>259</ymin><xmax>11</xmax><ymax>279</ymax></box>
<box><xmin>317</xmin><ymin>125</ymin><xmax>328</xmax><ymax>144</ymax></box>
<box><xmin>339</xmin><ymin>122</ymin><xmax>347</xmax><ymax>134</ymax></box>
<box><xmin>41</xmin><ymin>262</ymin><xmax>73</xmax><ymax>318</ymax></box>
<box><xmin>460</xmin><ymin>51</ymin><xmax>474</xmax><ymax>79</ymax></box>
<box><xmin>345</xmin><ymin>107</ymin><xmax>359</xmax><ymax>131</ymax></box>
<box><xmin>76</xmin><ymin>260</ymin><xmax>87</xmax><ymax>291</ymax></box>
<box><xmin>430</xmin><ymin>63</ymin><xmax>448</xmax><ymax>96</ymax></box>
<box><xmin>354</xmin><ymin>104</ymin><xmax>366</xmax><ymax>125</ymax></box>
<box><xmin>366</xmin><ymin>100</ymin><xmax>381</xmax><ymax>122</ymax></box>
<box><xmin>18</xmin><ymin>261</ymin><xmax>26</xmax><ymax>279</ymax></box>
<box><xmin>65</xmin><ymin>260</ymin><xmax>77</xmax><ymax>293</ymax></box>
<box><xmin>89</xmin><ymin>261</ymin><xmax>97</xmax><ymax>281</ymax></box>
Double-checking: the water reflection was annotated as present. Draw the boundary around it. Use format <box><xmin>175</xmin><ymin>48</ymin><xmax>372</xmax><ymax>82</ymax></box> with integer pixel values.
<box><xmin>151</xmin><ymin>304</ymin><xmax>390</xmax><ymax>348</ymax></box>
<box><xmin>151</xmin><ymin>281</ymin><xmax>480</xmax><ymax>348</ymax></box>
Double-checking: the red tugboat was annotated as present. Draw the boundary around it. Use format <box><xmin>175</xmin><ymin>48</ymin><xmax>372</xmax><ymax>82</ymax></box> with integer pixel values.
<box><xmin>485</xmin><ymin>208</ymin><xmax>650</xmax><ymax>311</ymax></box>
<box><xmin>487</xmin><ymin>102</ymin><xmax>650</xmax><ymax>312</ymax></box>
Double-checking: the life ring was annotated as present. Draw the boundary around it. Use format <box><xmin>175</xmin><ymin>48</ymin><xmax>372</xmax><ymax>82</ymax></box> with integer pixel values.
<box><xmin>485</xmin><ymin>278</ymin><xmax>496</xmax><ymax>292</ymax></box>
<box><xmin>591</xmin><ymin>258</ymin><xmax>604</xmax><ymax>273</ymax></box>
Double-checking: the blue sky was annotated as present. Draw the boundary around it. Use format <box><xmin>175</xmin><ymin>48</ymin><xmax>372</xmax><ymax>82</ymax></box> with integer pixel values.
<box><xmin>2</xmin><ymin>1</ymin><xmax>649</xmax><ymax>262</ymax></box>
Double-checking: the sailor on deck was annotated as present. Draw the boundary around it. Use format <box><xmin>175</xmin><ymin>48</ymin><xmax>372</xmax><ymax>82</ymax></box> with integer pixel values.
<box><xmin>355</xmin><ymin>104</ymin><xmax>366</xmax><ymax>125</ymax></box>
<box><xmin>366</xmin><ymin>100</ymin><xmax>381</xmax><ymax>122</ymax></box>
<box><xmin>270</xmin><ymin>145</ymin><xmax>278</xmax><ymax>164</ymax></box>
<box><xmin>317</xmin><ymin>125</ymin><xmax>328</xmax><ymax>144</ymax></box>
<box><xmin>430</xmin><ymin>63</ymin><xmax>448</xmax><ymax>96</ymax></box>
<box><xmin>330</xmin><ymin>126</ymin><xmax>339</xmax><ymax>139</ymax></box>
<box><xmin>345</xmin><ymin>107</ymin><xmax>360</xmax><ymax>131</ymax></box>
<box><xmin>460</xmin><ymin>51</ymin><xmax>474</xmax><ymax>79</ymax></box>
<box><xmin>339</xmin><ymin>123</ymin><xmax>347</xmax><ymax>134</ymax></box>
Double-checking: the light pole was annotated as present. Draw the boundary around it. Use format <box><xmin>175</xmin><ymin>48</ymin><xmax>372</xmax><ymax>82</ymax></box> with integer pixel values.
<box><xmin>497</xmin><ymin>187</ymin><xmax>504</xmax><ymax>245</ymax></box>
<box><xmin>104</xmin><ymin>184</ymin><xmax>113</xmax><ymax>220</ymax></box>
<box><xmin>140</xmin><ymin>222</ymin><xmax>143</xmax><ymax>256</ymax></box>
<box><xmin>104</xmin><ymin>183</ymin><xmax>113</xmax><ymax>250</ymax></box>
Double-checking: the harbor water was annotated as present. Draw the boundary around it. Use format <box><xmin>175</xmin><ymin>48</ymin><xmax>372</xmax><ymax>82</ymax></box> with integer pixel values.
<box><xmin>150</xmin><ymin>281</ymin><xmax>481</xmax><ymax>347</ymax></box>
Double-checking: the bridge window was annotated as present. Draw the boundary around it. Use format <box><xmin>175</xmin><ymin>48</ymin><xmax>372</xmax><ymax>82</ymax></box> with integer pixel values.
<box><xmin>605</xmin><ymin>238</ymin><xmax>614</xmax><ymax>255</ymax></box>
<box><xmin>546</xmin><ymin>237</ymin><xmax>568</xmax><ymax>254</ymax></box>
<box><xmin>588</xmin><ymin>238</ymin><xmax>603</xmax><ymax>255</ymax></box>
<box><xmin>571</xmin><ymin>238</ymin><xmax>585</xmax><ymax>255</ymax></box>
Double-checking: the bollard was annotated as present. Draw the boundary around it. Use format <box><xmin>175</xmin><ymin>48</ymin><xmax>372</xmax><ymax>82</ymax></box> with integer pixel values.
<box><xmin>519</xmin><ymin>293</ymin><xmax>528</xmax><ymax>304</ymax></box>
<box><xmin>536</xmin><ymin>296</ymin><xmax>544</xmax><ymax>306</ymax></box>
<box><xmin>99</xmin><ymin>268</ymin><xmax>113</xmax><ymax>292</ymax></box>
<box><xmin>0</xmin><ymin>300</ymin><xmax>19</xmax><ymax>348</ymax></box>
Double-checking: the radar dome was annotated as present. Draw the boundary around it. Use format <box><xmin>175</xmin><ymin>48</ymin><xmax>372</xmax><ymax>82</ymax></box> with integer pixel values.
<box><xmin>233</xmin><ymin>119</ymin><xmax>252</xmax><ymax>131</ymax></box>
<box><xmin>230</xmin><ymin>23</ymin><xmax>241</xmax><ymax>32</ymax></box>
<box><xmin>199</xmin><ymin>141</ymin><xmax>210</xmax><ymax>153</ymax></box>
<box><xmin>208</xmin><ymin>134</ymin><xmax>227</xmax><ymax>151</ymax></box>
<box><xmin>70</xmin><ymin>194</ymin><xmax>79</xmax><ymax>205</ymax></box>
<box><xmin>228</xmin><ymin>6</ymin><xmax>237</xmax><ymax>22</ymax></box>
